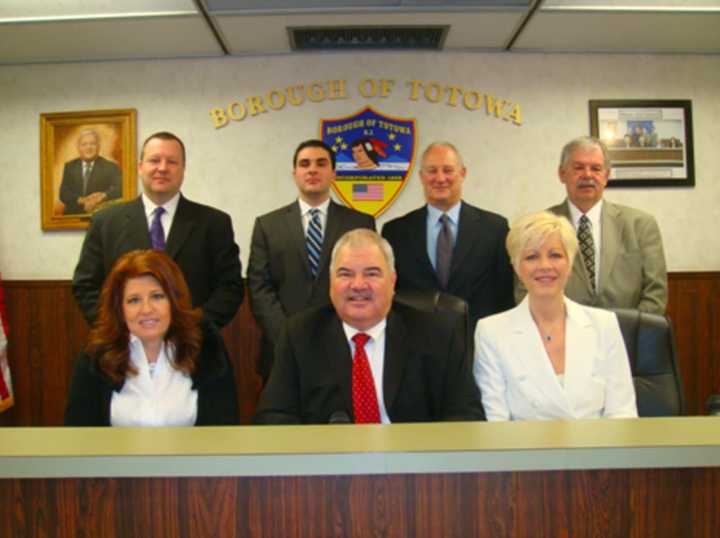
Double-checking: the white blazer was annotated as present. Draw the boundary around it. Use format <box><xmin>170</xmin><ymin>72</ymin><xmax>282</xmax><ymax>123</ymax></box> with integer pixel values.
<box><xmin>474</xmin><ymin>297</ymin><xmax>638</xmax><ymax>421</ymax></box>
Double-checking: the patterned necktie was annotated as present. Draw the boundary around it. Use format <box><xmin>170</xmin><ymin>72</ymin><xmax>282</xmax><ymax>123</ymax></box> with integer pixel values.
<box><xmin>436</xmin><ymin>213</ymin><xmax>453</xmax><ymax>290</ymax></box>
<box><xmin>577</xmin><ymin>214</ymin><xmax>596</xmax><ymax>293</ymax></box>
<box><xmin>306</xmin><ymin>208</ymin><xmax>322</xmax><ymax>278</ymax></box>
<box><xmin>351</xmin><ymin>333</ymin><xmax>380</xmax><ymax>424</ymax></box>
<box><xmin>150</xmin><ymin>207</ymin><xmax>166</xmax><ymax>251</ymax></box>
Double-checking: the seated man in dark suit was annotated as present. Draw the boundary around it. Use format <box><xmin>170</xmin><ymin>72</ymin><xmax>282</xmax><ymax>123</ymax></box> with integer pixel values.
<box><xmin>382</xmin><ymin>142</ymin><xmax>514</xmax><ymax>332</ymax></box>
<box><xmin>253</xmin><ymin>229</ymin><xmax>484</xmax><ymax>424</ymax></box>
<box><xmin>72</xmin><ymin>131</ymin><xmax>243</xmax><ymax>329</ymax></box>
<box><xmin>248</xmin><ymin>139</ymin><xmax>375</xmax><ymax>381</ymax></box>
<box><xmin>59</xmin><ymin>129</ymin><xmax>122</xmax><ymax>215</ymax></box>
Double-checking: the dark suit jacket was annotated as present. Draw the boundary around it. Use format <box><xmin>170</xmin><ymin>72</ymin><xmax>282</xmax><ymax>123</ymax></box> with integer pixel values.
<box><xmin>382</xmin><ymin>201</ymin><xmax>514</xmax><ymax>328</ymax></box>
<box><xmin>72</xmin><ymin>195</ymin><xmax>244</xmax><ymax>328</ymax></box>
<box><xmin>59</xmin><ymin>156</ymin><xmax>122</xmax><ymax>215</ymax></box>
<box><xmin>247</xmin><ymin>200</ymin><xmax>375</xmax><ymax>379</ymax></box>
<box><xmin>253</xmin><ymin>302</ymin><xmax>484</xmax><ymax>424</ymax></box>
<box><xmin>64</xmin><ymin>321</ymin><xmax>239</xmax><ymax>426</ymax></box>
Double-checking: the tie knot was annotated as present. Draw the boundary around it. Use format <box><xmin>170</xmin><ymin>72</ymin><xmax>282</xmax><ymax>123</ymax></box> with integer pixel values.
<box><xmin>353</xmin><ymin>333</ymin><xmax>370</xmax><ymax>348</ymax></box>
<box><xmin>579</xmin><ymin>214</ymin><xmax>589</xmax><ymax>226</ymax></box>
<box><xmin>440</xmin><ymin>213</ymin><xmax>449</xmax><ymax>225</ymax></box>
<box><xmin>154</xmin><ymin>207</ymin><xmax>165</xmax><ymax>218</ymax></box>
<box><xmin>309</xmin><ymin>208</ymin><xmax>320</xmax><ymax>218</ymax></box>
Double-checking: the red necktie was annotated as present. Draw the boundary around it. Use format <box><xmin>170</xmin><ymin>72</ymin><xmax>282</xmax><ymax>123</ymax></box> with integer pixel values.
<box><xmin>352</xmin><ymin>333</ymin><xmax>381</xmax><ymax>424</ymax></box>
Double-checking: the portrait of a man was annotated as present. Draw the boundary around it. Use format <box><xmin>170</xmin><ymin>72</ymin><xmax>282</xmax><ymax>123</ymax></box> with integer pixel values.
<box><xmin>58</xmin><ymin>129</ymin><xmax>122</xmax><ymax>215</ymax></box>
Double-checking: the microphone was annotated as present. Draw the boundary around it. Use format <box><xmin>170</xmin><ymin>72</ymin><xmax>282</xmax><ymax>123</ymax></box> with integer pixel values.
<box><xmin>329</xmin><ymin>411</ymin><xmax>351</xmax><ymax>424</ymax></box>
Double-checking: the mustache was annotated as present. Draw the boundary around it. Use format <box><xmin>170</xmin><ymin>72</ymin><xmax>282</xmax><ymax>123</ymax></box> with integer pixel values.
<box><xmin>577</xmin><ymin>178</ymin><xmax>597</xmax><ymax>188</ymax></box>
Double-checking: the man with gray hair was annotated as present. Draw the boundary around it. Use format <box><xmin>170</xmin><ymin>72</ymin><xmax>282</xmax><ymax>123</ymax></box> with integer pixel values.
<box><xmin>59</xmin><ymin>129</ymin><xmax>122</xmax><ymax>215</ymax></box>
<box><xmin>544</xmin><ymin>136</ymin><xmax>667</xmax><ymax>314</ymax></box>
<box><xmin>254</xmin><ymin>229</ymin><xmax>483</xmax><ymax>424</ymax></box>
<box><xmin>382</xmin><ymin>141</ymin><xmax>514</xmax><ymax>328</ymax></box>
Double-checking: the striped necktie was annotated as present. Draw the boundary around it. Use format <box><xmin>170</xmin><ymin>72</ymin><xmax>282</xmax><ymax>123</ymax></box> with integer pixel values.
<box><xmin>306</xmin><ymin>208</ymin><xmax>322</xmax><ymax>278</ymax></box>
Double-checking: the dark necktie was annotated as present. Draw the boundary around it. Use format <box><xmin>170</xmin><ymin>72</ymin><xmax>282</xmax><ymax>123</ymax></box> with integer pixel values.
<box><xmin>436</xmin><ymin>213</ymin><xmax>453</xmax><ymax>290</ymax></box>
<box><xmin>577</xmin><ymin>214</ymin><xmax>596</xmax><ymax>293</ymax></box>
<box><xmin>150</xmin><ymin>207</ymin><xmax>166</xmax><ymax>251</ymax></box>
<box><xmin>82</xmin><ymin>162</ymin><xmax>92</xmax><ymax>195</ymax></box>
<box><xmin>352</xmin><ymin>333</ymin><xmax>380</xmax><ymax>424</ymax></box>
<box><xmin>306</xmin><ymin>208</ymin><xmax>322</xmax><ymax>278</ymax></box>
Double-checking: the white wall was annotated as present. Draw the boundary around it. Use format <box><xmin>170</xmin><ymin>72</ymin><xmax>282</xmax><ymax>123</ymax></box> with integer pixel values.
<box><xmin>1</xmin><ymin>52</ymin><xmax>718</xmax><ymax>278</ymax></box>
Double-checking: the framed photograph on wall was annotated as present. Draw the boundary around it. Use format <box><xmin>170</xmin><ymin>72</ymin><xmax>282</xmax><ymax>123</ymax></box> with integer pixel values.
<box><xmin>40</xmin><ymin>108</ymin><xmax>137</xmax><ymax>230</ymax></box>
<box><xmin>589</xmin><ymin>100</ymin><xmax>694</xmax><ymax>188</ymax></box>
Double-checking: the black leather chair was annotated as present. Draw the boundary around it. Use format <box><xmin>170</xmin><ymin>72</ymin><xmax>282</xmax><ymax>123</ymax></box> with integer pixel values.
<box><xmin>611</xmin><ymin>309</ymin><xmax>685</xmax><ymax>416</ymax></box>
<box><xmin>393</xmin><ymin>289</ymin><xmax>472</xmax><ymax>359</ymax></box>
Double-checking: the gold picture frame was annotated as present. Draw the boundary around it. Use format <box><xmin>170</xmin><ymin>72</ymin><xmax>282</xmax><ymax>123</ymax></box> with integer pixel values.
<box><xmin>40</xmin><ymin>108</ymin><xmax>137</xmax><ymax>230</ymax></box>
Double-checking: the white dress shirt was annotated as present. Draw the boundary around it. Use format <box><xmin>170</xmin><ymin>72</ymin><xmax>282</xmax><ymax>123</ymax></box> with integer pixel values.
<box><xmin>298</xmin><ymin>198</ymin><xmax>330</xmax><ymax>235</ymax></box>
<box><xmin>110</xmin><ymin>335</ymin><xmax>198</xmax><ymax>427</ymax></box>
<box><xmin>342</xmin><ymin>319</ymin><xmax>391</xmax><ymax>424</ymax></box>
<box><xmin>142</xmin><ymin>192</ymin><xmax>181</xmax><ymax>239</ymax></box>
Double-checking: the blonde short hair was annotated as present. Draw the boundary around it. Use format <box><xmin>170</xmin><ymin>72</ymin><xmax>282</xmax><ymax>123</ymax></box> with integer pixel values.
<box><xmin>506</xmin><ymin>211</ymin><xmax>577</xmax><ymax>269</ymax></box>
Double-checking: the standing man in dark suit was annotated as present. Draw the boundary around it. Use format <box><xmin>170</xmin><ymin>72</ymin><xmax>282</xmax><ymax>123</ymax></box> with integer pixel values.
<box><xmin>382</xmin><ymin>142</ymin><xmax>514</xmax><ymax>329</ymax></box>
<box><xmin>72</xmin><ymin>131</ymin><xmax>243</xmax><ymax>329</ymax></box>
<box><xmin>248</xmin><ymin>139</ymin><xmax>375</xmax><ymax>380</ymax></box>
<box><xmin>544</xmin><ymin>136</ymin><xmax>667</xmax><ymax>314</ymax></box>
<box><xmin>59</xmin><ymin>129</ymin><xmax>122</xmax><ymax>215</ymax></box>
<box><xmin>253</xmin><ymin>229</ymin><xmax>483</xmax><ymax>424</ymax></box>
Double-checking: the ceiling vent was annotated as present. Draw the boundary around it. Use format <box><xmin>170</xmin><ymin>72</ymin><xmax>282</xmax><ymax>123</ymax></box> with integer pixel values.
<box><xmin>288</xmin><ymin>25</ymin><xmax>449</xmax><ymax>51</ymax></box>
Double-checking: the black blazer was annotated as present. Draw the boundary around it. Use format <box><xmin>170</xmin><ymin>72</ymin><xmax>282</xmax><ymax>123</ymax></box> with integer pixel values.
<box><xmin>247</xmin><ymin>200</ymin><xmax>375</xmax><ymax>379</ymax></box>
<box><xmin>72</xmin><ymin>195</ymin><xmax>244</xmax><ymax>328</ymax></box>
<box><xmin>253</xmin><ymin>302</ymin><xmax>484</xmax><ymax>424</ymax></box>
<box><xmin>382</xmin><ymin>201</ymin><xmax>514</xmax><ymax>327</ymax></box>
<box><xmin>59</xmin><ymin>156</ymin><xmax>122</xmax><ymax>215</ymax></box>
<box><xmin>64</xmin><ymin>321</ymin><xmax>239</xmax><ymax>426</ymax></box>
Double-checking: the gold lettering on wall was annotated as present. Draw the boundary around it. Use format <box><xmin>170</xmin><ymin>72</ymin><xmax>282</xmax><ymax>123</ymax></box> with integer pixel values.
<box><xmin>209</xmin><ymin>78</ymin><xmax>523</xmax><ymax>128</ymax></box>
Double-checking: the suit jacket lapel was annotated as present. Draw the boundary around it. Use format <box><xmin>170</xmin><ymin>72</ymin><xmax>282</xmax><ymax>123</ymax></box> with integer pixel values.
<box><xmin>165</xmin><ymin>196</ymin><xmax>196</xmax><ymax>259</ymax></box>
<box><xmin>599</xmin><ymin>201</ymin><xmax>621</xmax><ymax>292</ymax></box>
<box><xmin>449</xmin><ymin>201</ymin><xmax>475</xmax><ymax>280</ymax></box>
<box><xmin>323</xmin><ymin>315</ymin><xmax>355</xmax><ymax>418</ymax></box>
<box><xmin>120</xmin><ymin>197</ymin><xmax>152</xmax><ymax>250</ymax></box>
<box><xmin>510</xmin><ymin>299</ymin><xmax>573</xmax><ymax>416</ymax></box>
<box><xmin>283</xmin><ymin>201</ymin><xmax>312</xmax><ymax>278</ymax></box>
<box><xmin>408</xmin><ymin>207</ymin><xmax>437</xmax><ymax>281</ymax></box>
<box><xmin>558</xmin><ymin>200</ymin><xmax>594</xmax><ymax>296</ymax></box>
<box><xmin>562</xmin><ymin>299</ymin><xmax>597</xmax><ymax>416</ymax></box>
<box><xmin>382</xmin><ymin>309</ymin><xmax>408</xmax><ymax>414</ymax></box>
<box><xmin>319</xmin><ymin>201</ymin><xmax>341</xmax><ymax>275</ymax></box>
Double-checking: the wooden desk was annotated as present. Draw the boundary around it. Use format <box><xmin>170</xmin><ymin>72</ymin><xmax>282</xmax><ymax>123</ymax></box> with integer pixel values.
<box><xmin>2</xmin><ymin>418</ymin><xmax>719</xmax><ymax>537</ymax></box>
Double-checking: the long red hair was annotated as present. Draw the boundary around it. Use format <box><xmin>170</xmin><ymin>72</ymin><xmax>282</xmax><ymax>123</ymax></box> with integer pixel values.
<box><xmin>87</xmin><ymin>250</ymin><xmax>202</xmax><ymax>384</ymax></box>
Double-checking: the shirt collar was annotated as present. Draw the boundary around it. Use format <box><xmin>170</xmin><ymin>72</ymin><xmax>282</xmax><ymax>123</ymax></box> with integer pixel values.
<box><xmin>567</xmin><ymin>199</ymin><xmax>603</xmax><ymax>229</ymax></box>
<box><xmin>142</xmin><ymin>192</ymin><xmax>181</xmax><ymax>219</ymax></box>
<box><xmin>298</xmin><ymin>197</ymin><xmax>330</xmax><ymax>217</ymax></box>
<box><xmin>427</xmin><ymin>201</ymin><xmax>461</xmax><ymax>224</ymax></box>
<box><xmin>342</xmin><ymin>318</ymin><xmax>387</xmax><ymax>344</ymax></box>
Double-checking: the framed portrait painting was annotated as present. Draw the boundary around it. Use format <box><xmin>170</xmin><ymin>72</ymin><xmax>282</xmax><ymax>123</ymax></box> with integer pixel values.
<box><xmin>40</xmin><ymin>108</ymin><xmax>137</xmax><ymax>230</ymax></box>
<box><xmin>589</xmin><ymin>99</ymin><xmax>694</xmax><ymax>188</ymax></box>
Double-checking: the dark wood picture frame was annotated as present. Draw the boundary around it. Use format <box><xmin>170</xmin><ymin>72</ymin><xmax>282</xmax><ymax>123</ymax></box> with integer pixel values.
<box><xmin>589</xmin><ymin>99</ymin><xmax>694</xmax><ymax>188</ymax></box>
<box><xmin>40</xmin><ymin>108</ymin><xmax>137</xmax><ymax>230</ymax></box>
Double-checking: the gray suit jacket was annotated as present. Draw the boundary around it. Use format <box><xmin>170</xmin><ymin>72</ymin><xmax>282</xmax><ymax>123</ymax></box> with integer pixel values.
<box><xmin>247</xmin><ymin>199</ymin><xmax>375</xmax><ymax>379</ymax></box>
<box><xmin>542</xmin><ymin>199</ymin><xmax>668</xmax><ymax>315</ymax></box>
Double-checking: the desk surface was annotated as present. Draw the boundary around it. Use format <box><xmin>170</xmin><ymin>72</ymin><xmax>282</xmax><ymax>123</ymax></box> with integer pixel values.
<box><xmin>2</xmin><ymin>417</ymin><xmax>719</xmax><ymax>478</ymax></box>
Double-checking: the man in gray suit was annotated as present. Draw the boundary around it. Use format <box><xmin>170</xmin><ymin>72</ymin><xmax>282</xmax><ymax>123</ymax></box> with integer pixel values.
<box><xmin>541</xmin><ymin>136</ymin><xmax>667</xmax><ymax>314</ymax></box>
<box><xmin>73</xmin><ymin>131</ymin><xmax>244</xmax><ymax>329</ymax></box>
<box><xmin>247</xmin><ymin>139</ymin><xmax>376</xmax><ymax>380</ymax></box>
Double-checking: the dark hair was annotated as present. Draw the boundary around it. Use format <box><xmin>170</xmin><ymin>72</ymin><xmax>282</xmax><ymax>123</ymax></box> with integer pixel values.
<box><xmin>87</xmin><ymin>250</ymin><xmax>202</xmax><ymax>384</ymax></box>
<box><xmin>352</xmin><ymin>137</ymin><xmax>381</xmax><ymax>165</ymax></box>
<box><xmin>292</xmin><ymin>139</ymin><xmax>336</xmax><ymax>169</ymax></box>
<box><xmin>140</xmin><ymin>131</ymin><xmax>186</xmax><ymax>166</ymax></box>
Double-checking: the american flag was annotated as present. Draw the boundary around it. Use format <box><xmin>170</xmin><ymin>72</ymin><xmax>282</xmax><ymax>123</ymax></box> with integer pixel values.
<box><xmin>353</xmin><ymin>183</ymin><xmax>384</xmax><ymax>201</ymax></box>
<box><xmin>0</xmin><ymin>275</ymin><xmax>12</xmax><ymax>413</ymax></box>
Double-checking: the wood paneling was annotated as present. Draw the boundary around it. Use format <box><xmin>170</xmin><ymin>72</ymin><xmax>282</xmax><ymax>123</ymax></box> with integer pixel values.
<box><xmin>0</xmin><ymin>273</ymin><xmax>718</xmax><ymax>426</ymax></box>
<box><xmin>1</xmin><ymin>469</ymin><xmax>719</xmax><ymax>537</ymax></box>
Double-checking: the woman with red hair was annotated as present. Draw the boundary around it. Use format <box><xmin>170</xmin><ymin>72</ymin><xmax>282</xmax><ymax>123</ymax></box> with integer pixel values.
<box><xmin>65</xmin><ymin>250</ymin><xmax>238</xmax><ymax>426</ymax></box>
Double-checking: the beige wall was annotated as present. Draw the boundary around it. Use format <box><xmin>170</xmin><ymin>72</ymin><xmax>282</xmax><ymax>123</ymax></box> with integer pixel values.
<box><xmin>0</xmin><ymin>51</ymin><xmax>718</xmax><ymax>278</ymax></box>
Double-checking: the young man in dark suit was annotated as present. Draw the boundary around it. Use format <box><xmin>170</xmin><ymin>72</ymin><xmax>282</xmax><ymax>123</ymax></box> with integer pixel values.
<box><xmin>247</xmin><ymin>139</ymin><xmax>375</xmax><ymax>381</ymax></box>
<box><xmin>72</xmin><ymin>131</ymin><xmax>243</xmax><ymax>329</ymax></box>
<box><xmin>253</xmin><ymin>229</ymin><xmax>483</xmax><ymax>424</ymax></box>
<box><xmin>382</xmin><ymin>142</ymin><xmax>514</xmax><ymax>329</ymax></box>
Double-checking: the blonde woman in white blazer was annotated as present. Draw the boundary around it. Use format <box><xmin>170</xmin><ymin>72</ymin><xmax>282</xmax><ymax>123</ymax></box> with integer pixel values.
<box><xmin>474</xmin><ymin>211</ymin><xmax>637</xmax><ymax>421</ymax></box>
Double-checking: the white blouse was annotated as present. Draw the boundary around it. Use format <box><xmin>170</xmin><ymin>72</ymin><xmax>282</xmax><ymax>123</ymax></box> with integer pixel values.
<box><xmin>110</xmin><ymin>335</ymin><xmax>198</xmax><ymax>427</ymax></box>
